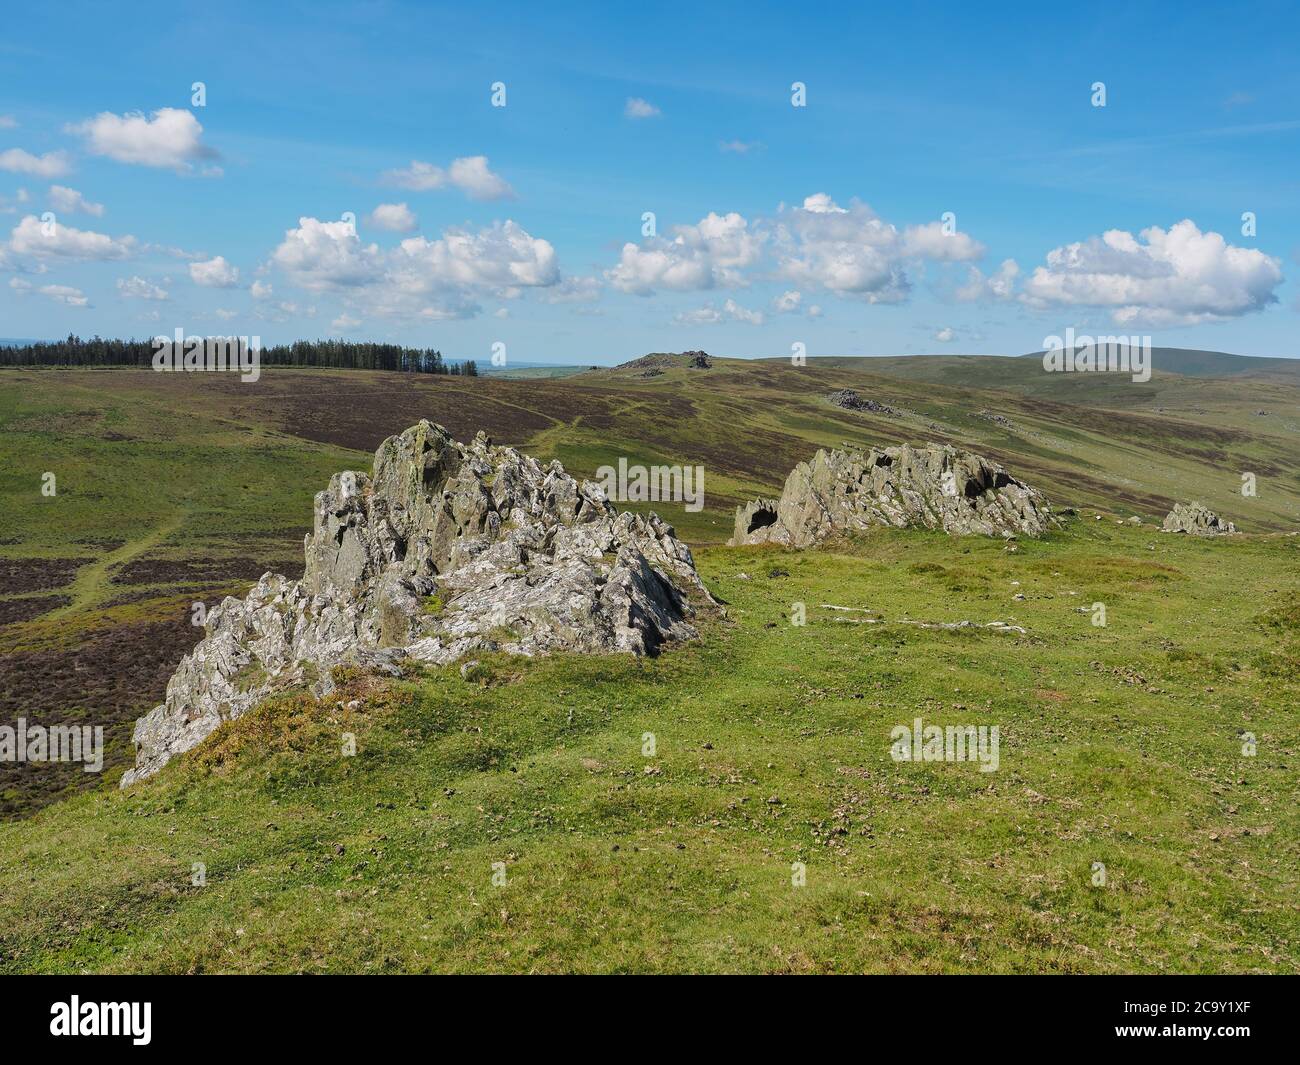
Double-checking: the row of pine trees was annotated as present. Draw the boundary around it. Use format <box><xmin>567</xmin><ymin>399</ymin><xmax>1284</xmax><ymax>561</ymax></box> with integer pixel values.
<box><xmin>0</xmin><ymin>335</ymin><xmax>479</xmax><ymax>375</ymax></box>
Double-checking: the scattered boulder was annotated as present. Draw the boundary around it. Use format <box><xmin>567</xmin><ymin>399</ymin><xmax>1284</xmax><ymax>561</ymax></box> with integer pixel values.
<box><xmin>123</xmin><ymin>421</ymin><xmax>712</xmax><ymax>786</ymax></box>
<box><xmin>1162</xmin><ymin>502</ymin><xmax>1237</xmax><ymax>536</ymax></box>
<box><xmin>729</xmin><ymin>443</ymin><xmax>1059</xmax><ymax>546</ymax></box>
<box><xmin>828</xmin><ymin>389</ymin><xmax>897</xmax><ymax>415</ymax></box>
<box><xmin>975</xmin><ymin>409</ymin><xmax>1016</xmax><ymax>430</ymax></box>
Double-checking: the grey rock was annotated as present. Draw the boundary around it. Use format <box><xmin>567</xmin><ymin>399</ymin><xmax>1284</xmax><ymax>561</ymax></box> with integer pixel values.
<box><xmin>827</xmin><ymin>389</ymin><xmax>897</xmax><ymax>415</ymax></box>
<box><xmin>122</xmin><ymin>421</ymin><xmax>711</xmax><ymax>786</ymax></box>
<box><xmin>1161</xmin><ymin>502</ymin><xmax>1237</xmax><ymax>536</ymax></box>
<box><xmin>729</xmin><ymin>443</ymin><xmax>1059</xmax><ymax>547</ymax></box>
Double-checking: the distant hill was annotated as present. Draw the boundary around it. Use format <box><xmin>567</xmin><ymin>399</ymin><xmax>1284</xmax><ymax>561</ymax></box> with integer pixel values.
<box><xmin>1018</xmin><ymin>346</ymin><xmax>1300</xmax><ymax>378</ymax></box>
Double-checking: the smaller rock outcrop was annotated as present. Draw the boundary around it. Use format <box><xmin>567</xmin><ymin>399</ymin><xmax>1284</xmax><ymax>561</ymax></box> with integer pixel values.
<box><xmin>729</xmin><ymin>443</ymin><xmax>1058</xmax><ymax>547</ymax></box>
<box><xmin>828</xmin><ymin>389</ymin><xmax>897</xmax><ymax>415</ymax></box>
<box><xmin>1162</xmin><ymin>502</ymin><xmax>1237</xmax><ymax>536</ymax></box>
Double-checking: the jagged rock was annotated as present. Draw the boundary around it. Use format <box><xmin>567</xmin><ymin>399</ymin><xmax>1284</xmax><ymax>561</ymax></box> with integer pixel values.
<box><xmin>729</xmin><ymin>443</ymin><xmax>1059</xmax><ymax>547</ymax></box>
<box><xmin>1162</xmin><ymin>502</ymin><xmax>1237</xmax><ymax>536</ymax></box>
<box><xmin>122</xmin><ymin>421</ymin><xmax>712</xmax><ymax>786</ymax></box>
<box><xmin>828</xmin><ymin>389</ymin><xmax>897</xmax><ymax>415</ymax></box>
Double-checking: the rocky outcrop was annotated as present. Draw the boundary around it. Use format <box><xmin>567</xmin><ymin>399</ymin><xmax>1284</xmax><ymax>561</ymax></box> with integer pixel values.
<box><xmin>1162</xmin><ymin>502</ymin><xmax>1237</xmax><ymax>536</ymax></box>
<box><xmin>828</xmin><ymin>389</ymin><xmax>897</xmax><ymax>415</ymax></box>
<box><xmin>123</xmin><ymin>421</ymin><xmax>711</xmax><ymax>786</ymax></box>
<box><xmin>729</xmin><ymin>443</ymin><xmax>1059</xmax><ymax>547</ymax></box>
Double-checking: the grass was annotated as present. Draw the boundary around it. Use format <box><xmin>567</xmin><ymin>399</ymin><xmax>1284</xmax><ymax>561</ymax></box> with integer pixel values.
<box><xmin>0</xmin><ymin>358</ymin><xmax>1296</xmax><ymax>971</ymax></box>
<box><xmin>0</xmin><ymin>522</ymin><xmax>1295</xmax><ymax>973</ymax></box>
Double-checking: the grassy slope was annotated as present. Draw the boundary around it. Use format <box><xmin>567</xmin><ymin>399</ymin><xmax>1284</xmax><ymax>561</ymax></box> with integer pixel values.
<box><xmin>0</xmin><ymin>355</ymin><xmax>1297</xmax><ymax>972</ymax></box>
<box><xmin>0</xmin><ymin>524</ymin><xmax>1295</xmax><ymax>973</ymax></box>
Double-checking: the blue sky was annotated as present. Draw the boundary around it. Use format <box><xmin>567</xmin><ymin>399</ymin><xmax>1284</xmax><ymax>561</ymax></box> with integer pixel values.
<box><xmin>1</xmin><ymin>0</ymin><xmax>1298</xmax><ymax>362</ymax></box>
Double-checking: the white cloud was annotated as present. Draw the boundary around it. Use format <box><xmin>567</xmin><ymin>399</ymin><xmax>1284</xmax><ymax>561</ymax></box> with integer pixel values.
<box><xmin>625</xmin><ymin>97</ymin><xmax>662</xmax><ymax>119</ymax></box>
<box><xmin>771</xmin><ymin>289</ymin><xmax>802</xmax><ymax>313</ymax></box>
<box><xmin>8</xmin><ymin>214</ymin><xmax>134</xmax><ymax>260</ymax></box>
<box><xmin>607</xmin><ymin>211</ymin><xmax>762</xmax><ymax>294</ymax></box>
<box><xmin>610</xmin><ymin>195</ymin><xmax>989</xmax><ymax>304</ymax></box>
<box><xmin>0</xmin><ymin>115</ymin><xmax>17</xmax><ymax>130</ymax></box>
<box><xmin>675</xmin><ymin>298</ymin><xmax>765</xmax><ymax>325</ymax></box>
<box><xmin>774</xmin><ymin>195</ymin><xmax>983</xmax><ymax>304</ymax></box>
<box><xmin>381</xmin><ymin>155</ymin><xmax>513</xmax><ymax>200</ymax></box>
<box><xmin>250</xmin><ymin>279</ymin><xmax>273</xmax><ymax>300</ymax></box>
<box><xmin>367</xmin><ymin>202</ymin><xmax>417</xmax><ymax>233</ymax></box>
<box><xmin>719</xmin><ymin>139</ymin><xmax>761</xmax><ymax>153</ymax></box>
<box><xmin>270</xmin><ymin>215</ymin><xmax>559</xmax><ymax>319</ymax></box>
<box><xmin>900</xmin><ymin>221</ymin><xmax>985</xmax><ymax>261</ymax></box>
<box><xmin>956</xmin><ymin>259</ymin><xmax>1020</xmax><ymax>302</ymax></box>
<box><xmin>67</xmin><ymin>108</ymin><xmax>216</xmax><ymax>170</ymax></box>
<box><xmin>331</xmin><ymin>313</ymin><xmax>362</xmax><ymax>332</ymax></box>
<box><xmin>0</xmin><ymin>149</ymin><xmax>71</xmax><ymax>178</ymax></box>
<box><xmin>933</xmin><ymin>326</ymin><xmax>956</xmax><ymax>342</ymax></box>
<box><xmin>48</xmin><ymin>185</ymin><xmax>105</xmax><ymax>217</ymax></box>
<box><xmin>117</xmin><ymin>275</ymin><xmax>169</xmax><ymax>300</ymax></box>
<box><xmin>1021</xmin><ymin>220</ymin><xmax>1283</xmax><ymax>325</ymax></box>
<box><xmin>189</xmin><ymin>255</ymin><xmax>240</xmax><ymax>288</ymax></box>
<box><xmin>11</xmin><ymin>277</ymin><xmax>89</xmax><ymax>306</ymax></box>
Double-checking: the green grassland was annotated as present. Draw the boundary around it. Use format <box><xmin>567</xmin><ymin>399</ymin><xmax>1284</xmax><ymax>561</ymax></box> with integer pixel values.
<box><xmin>0</xmin><ymin>352</ymin><xmax>1297</xmax><ymax>972</ymax></box>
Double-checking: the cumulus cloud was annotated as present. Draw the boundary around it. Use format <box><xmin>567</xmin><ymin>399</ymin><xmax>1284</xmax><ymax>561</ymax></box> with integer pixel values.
<box><xmin>8</xmin><ymin>214</ymin><xmax>134</xmax><ymax>260</ymax></box>
<box><xmin>1020</xmin><ymin>220</ymin><xmax>1283</xmax><ymax>325</ymax></box>
<box><xmin>675</xmin><ymin>298</ymin><xmax>765</xmax><ymax>325</ymax></box>
<box><xmin>269</xmin><ymin>215</ymin><xmax>559</xmax><ymax>319</ymax></box>
<box><xmin>0</xmin><ymin>115</ymin><xmax>17</xmax><ymax>130</ymax></box>
<box><xmin>381</xmin><ymin>156</ymin><xmax>513</xmax><ymax>200</ymax></box>
<box><xmin>0</xmin><ymin>149</ymin><xmax>71</xmax><ymax>178</ymax></box>
<box><xmin>66</xmin><ymin>108</ymin><xmax>217</xmax><ymax>170</ymax></box>
<box><xmin>189</xmin><ymin>255</ymin><xmax>240</xmax><ymax>288</ymax></box>
<box><xmin>250</xmin><ymin>279</ymin><xmax>273</xmax><ymax>300</ymax></box>
<box><xmin>956</xmin><ymin>258</ymin><xmax>1020</xmax><ymax>302</ymax></box>
<box><xmin>607</xmin><ymin>211</ymin><xmax>762</xmax><ymax>294</ymax></box>
<box><xmin>773</xmin><ymin>195</ymin><xmax>982</xmax><ymax>303</ymax></box>
<box><xmin>367</xmin><ymin>202</ymin><xmax>417</xmax><ymax>233</ymax></box>
<box><xmin>331</xmin><ymin>313</ymin><xmax>361</xmax><ymax>332</ymax></box>
<box><xmin>10</xmin><ymin>277</ymin><xmax>89</xmax><ymax>306</ymax></box>
<box><xmin>933</xmin><ymin>326</ymin><xmax>956</xmax><ymax>342</ymax></box>
<box><xmin>771</xmin><ymin>289</ymin><xmax>802</xmax><ymax>313</ymax></box>
<box><xmin>624</xmin><ymin>97</ymin><xmax>661</xmax><ymax>119</ymax></box>
<box><xmin>49</xmin><ymin>185</ymin><xmax>104</xmax><ymax>217</ymax></box>
<box><xmin>116</xmin><ymin>275</ymin><xmax>169</xmax><ymax>300</ymax></box>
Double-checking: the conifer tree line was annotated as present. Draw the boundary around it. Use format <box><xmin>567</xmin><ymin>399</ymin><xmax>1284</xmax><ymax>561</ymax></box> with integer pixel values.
<box><xmin>0</xmin><ymin>335</ymin><xmax>479</xmax><ymax>375</ymax></box>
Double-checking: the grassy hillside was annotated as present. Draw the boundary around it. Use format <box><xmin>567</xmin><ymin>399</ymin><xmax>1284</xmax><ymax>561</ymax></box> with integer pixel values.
<box><xmin>2</xmin><ymin>355</ymin><xmax>1298</xmax><ymax>815</ymax></box>
<box><xmin>0</xmin><ymin>524</ymin><xmax>1295</xmax><ymax>973</ymax></box>
<box><xmin>0</xmin><ymin>354</ymin><xmax>1296</xmax><ymax>972</ymax></box>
